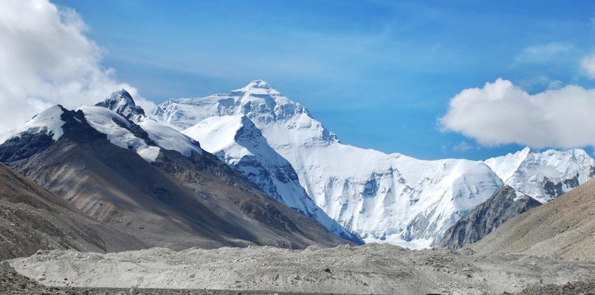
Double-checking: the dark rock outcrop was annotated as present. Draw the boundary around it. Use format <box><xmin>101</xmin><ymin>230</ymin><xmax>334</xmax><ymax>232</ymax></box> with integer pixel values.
<box><xmin>439</xmin><ymin>185</ymin><xmax>541</xmax><ymax>249</ymax></box>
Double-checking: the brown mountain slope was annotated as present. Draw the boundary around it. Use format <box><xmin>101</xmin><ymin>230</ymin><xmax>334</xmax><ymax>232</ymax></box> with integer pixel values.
<box><xmin>0</xmin><ymin>107</ymin><xmax>351</xmax><ymax>249</ymax></box>
<box><xmin>471</xmin><ymin>179</ymin><xmax>595</xmax><ymax>261</ymax></box>
<box><xmin>0</xmin><ymin>162</ymin><xmax>144</xmax><ymax>260</ymax></box>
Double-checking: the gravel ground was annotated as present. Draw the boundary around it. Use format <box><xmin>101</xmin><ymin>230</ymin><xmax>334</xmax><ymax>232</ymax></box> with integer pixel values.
<box><xmin>6</xmin><ymin>244</ymin><xmax>595</xmax><ymax>295</ymax></box>
<box><xmin>0</xmin><ymin>262</ymin><xmax>329</xmax><ymax>295</ymax></box>
<box><xmin>511</xmin><ymin>281</ymin><xmax>595</xmax><ymax>295</ymax></box>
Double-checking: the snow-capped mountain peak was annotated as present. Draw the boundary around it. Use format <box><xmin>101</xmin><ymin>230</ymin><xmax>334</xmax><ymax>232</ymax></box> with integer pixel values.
<box><xmin>0</xmin><ymin>90</ymin><xmax>203</xmax><ymax>164</ymax></box>
<box><xmin>236</xmin><ymin>79</ymin><xmax>280</xmax><ymax>95</ymax></box>
<box><xmin>0</xmin><ymin>105</ymin><xmax>66</xmax><ymax>145</ymax></box>
<box><xmin>485</xmin><ymin>147</ymin><xmax>595</xmax><ymax>203</ymax></box>
<box><xmin>96</xmin><ymin>89</ymin><xmax>146</xmax><ymax>122</ymax></box>
<box><xmin>152</xmin><ymin>81</ymin><xmax>338</xmax><ymax>146</ymax></box>
<box><xmin>90</xmin><ymin>93</ymin><xmax>204</xmax><ymax>160</ymax></box>
<box><xmin>79</xmin><ymin>105</ymin><xmax>161</xmax><ymax>162</ymax></box>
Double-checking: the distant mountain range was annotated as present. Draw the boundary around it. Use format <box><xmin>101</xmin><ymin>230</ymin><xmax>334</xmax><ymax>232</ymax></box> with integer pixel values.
<box><xmin>1</xmin><ymin>80</ymin><xmax>593</xmax><ymax>253</ymax></box>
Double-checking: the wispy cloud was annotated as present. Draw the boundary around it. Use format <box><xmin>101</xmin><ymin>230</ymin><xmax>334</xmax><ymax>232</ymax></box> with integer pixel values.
<box><xmin>514</xmin><ymin>42</ymin><xmax>574</xmax><ymax>65</ymax></box>
<box><xmin>518</xmin><ymin>75</ymin><xmax>563</xmax><ymax>91</ymax></box>
<box><xmin>581</xmin><ymin>52</ymin><xmax>595</xmax><ymax>78</ymax></box>
<box><xmin>452</xmin><ymin>141</ymin><xmax>473</xmax><ymax>152</ymax></box>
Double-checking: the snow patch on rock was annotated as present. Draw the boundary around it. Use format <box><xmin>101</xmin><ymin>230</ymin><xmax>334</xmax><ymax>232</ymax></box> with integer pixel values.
<box><xmin>0</xmin><ymin>105</ymin><xmax>66</xmax><ymax>145</ymax></box>
<box><xmin>79</xmin><ymin>106</ymin><xmax>160</xmax><ymax>162</ymax></box>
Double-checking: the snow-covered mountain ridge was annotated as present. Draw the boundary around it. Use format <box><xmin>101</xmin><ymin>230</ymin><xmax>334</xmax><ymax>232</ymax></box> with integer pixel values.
<box><xmin>153</xmin><ymin>80</ymin><xmax>509</xmax><ymax>248</ymax></box>
<box><xmin>0</xmin><ymin>91</ymin><xmax>203</xmax><ymax>163</ymax></box>
<box><xmin>485</xmin><ymin>147</ymin><xmax>595</xmax><ymax>203</ymax></box>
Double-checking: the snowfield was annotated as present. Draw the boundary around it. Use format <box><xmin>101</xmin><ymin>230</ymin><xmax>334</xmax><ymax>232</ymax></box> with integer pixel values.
<box><xmin>79</xmin><ymin>105</ymin><xmax>161</xmax><ymax>162</ymax></box>
<box><xmin>183</xmin><ymin>115</ymin><xmax>360</xmax><ymax>242</ymax></box>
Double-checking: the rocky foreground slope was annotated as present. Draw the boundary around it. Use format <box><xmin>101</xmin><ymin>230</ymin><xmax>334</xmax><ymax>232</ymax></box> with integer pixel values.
<box><xmin>472</xmin><ymin>178</ymin><xmax>595</xmax><ymax>261</ymax></box>
<box><xmin>6</xmin><ymin>244</ymin><xmax>595</xmax><ymax>295</ymax></box>
<box><xmin>0</xmin><ymin>162</ymin><xmax>144</xmax><ymax>260</ymax></box>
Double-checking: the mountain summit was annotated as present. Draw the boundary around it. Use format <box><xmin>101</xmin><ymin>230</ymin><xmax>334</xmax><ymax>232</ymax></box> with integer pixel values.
<box><xmin>153</xmin><ymin>80</ymin><xmax>338</xmax><ymax>144</ymax></box>
<box><xmin>238</xmin><ymin>79</ymin><xmax>278</xmax><ymax>92</ymax></box>
<box><xmin>96</xmin><ymin>89</ymin><xmax>146</xmax><ymax>122</ymax></box>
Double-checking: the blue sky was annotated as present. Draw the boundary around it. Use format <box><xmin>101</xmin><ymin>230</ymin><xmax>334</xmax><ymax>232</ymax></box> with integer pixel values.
<box><xmin>52</xmin><ymin>0</ymin><xmax>595</xmax><ymax>160</ymax></box>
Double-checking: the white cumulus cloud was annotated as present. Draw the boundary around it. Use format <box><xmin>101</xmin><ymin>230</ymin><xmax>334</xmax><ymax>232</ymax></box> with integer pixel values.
<box><xmin>440</xmin><ymin>78</ymin><xmax>595</xmax><ymax>149</ymax></box>
<box><xmin>0</xmin><ymin>0</ymin><xmax>153</xmax><ymax>132</ymax></box>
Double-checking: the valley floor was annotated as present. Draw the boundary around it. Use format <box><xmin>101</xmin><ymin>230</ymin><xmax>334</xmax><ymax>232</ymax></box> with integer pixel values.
<box><xmin>4</xmin><ymin>244</ymin><xmax>595</xmax><ymax>295</ymax></box>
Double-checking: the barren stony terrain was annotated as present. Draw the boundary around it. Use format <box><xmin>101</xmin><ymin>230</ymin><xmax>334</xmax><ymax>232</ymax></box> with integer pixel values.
<box><xmin>471</xmin><ymin>179</ymin><xmax>595</xmax><ymax>262</ymax></box>
<box><xmin>6</xmin><ymin>244</ymin><xmax>595</xmax><ymax>295</ymax></box>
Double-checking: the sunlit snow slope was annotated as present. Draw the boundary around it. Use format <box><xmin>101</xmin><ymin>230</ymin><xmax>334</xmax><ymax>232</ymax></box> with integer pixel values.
<box><xmin>485</xmin><ymin>147</ymin><xmax>595</xmax><ymax>203</ymax></box>
<box><xmin>183</xmin><ymin>115</ymin><xmax>360</xmax><ymax>242</ymax></box>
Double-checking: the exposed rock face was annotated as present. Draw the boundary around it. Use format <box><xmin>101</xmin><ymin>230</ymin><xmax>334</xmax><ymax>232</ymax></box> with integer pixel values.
<box><xmin>471</xmin><ymin>179</ymin><xmax>595</xmax><ymax>261</ymax></box>
<box><xmin>95</xmin><ymin>89</ymin><xmax>146</xmax><ymax>122</ymax></box>
<box><xmin>439</xmin><ymin>186</ymin><xmax>541</xmax><ymax>249</ymax></box>
<box><xmin>0</xmin><ymin>162</ymin><xmax>144</xmax><ymax>260</ymax></box>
